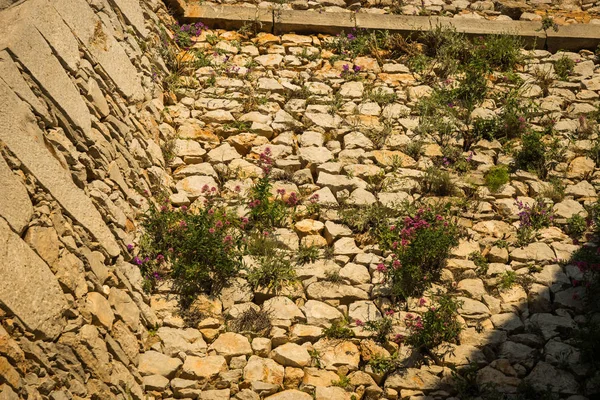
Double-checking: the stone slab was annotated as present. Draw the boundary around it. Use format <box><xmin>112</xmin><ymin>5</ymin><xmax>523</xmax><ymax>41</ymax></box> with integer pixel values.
<box><xmin>0</xmin><ymin>79</ymin><xmax>120</xmax><ymax>257</ymax></box>
<box><xmin>179</xmin><ymin>4</ymin><xmax>600</xmax><ymax>51</ymax></box>
<box><xmin>184</xmin><ymin>3</ymin><xmax>273</xmax><ymax>32</ymax></box>
<box><xmin>0</xmin><ymin>156</ymin><xmax>32</xmax><ymax>235</ymax></box>
<box><xmin>547</xmin><ymin>23</ymin><xmax>600</xmax><ymax>52</ymax></box>
<box><xmin>355</xmin><ymin>14</ymin><xmax>545</xmax><ymax>49</ymax></box>
<box><xmin>0</xmin><ymin>23</ymin><xmax>91</xmax><ymax>134</ymax></box>
<box><xmin>9</xmin><ymin>0</ymin><xmax>81</xmax><ymax>73</ymax></box>
<box><xmin>0</xmin><ymin>50</ymin><xmax>53</xmax><ymax>124</ymax></box>
<box><xmin>274</xmin><ymin>9</ymin><xmax>355</xmax><ymax>35</ymax></box>
<box><xmin>112</xmin><ymin>0</ymin><xmax>148</xmax><ymax>38</ymax></box>
<box><xmin>0</xmin><ymin>218</ymin><xmax>67</xmax><ymax>339</ymax></box>
<box><xmin>49</xmin><ymin>0</ymin><xmax>144</xmax><ymax>101</ymax></box>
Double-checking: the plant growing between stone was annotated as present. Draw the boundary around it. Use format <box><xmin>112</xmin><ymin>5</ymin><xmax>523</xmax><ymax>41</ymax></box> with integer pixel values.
<box><xmin>484</xmin><ymin>165</ymin><xmax>510</xmax><ymax>192</ymax></box>
<box><xmin>403</xmin><ymin>292</ymin><xmax>463</xmax><ymax>354</ymax></box>
<box><xmin>323</xmin><ymin>319</ymin><xmax>355</xmax><ymax>339</ymax></box>
<box><xmin>138</xmin><ymin>196</ymin><xmax>243</xmax><ymax>307</ymax></box>
<box><xmin>515</xmin><ymin>197</ymin><xmax>554</xmax><ymax>245</ymax></box>
<box><xmin>377</xmin><ymin>204</ymin><xmax>460</xmax><ymax>299</ymax></box>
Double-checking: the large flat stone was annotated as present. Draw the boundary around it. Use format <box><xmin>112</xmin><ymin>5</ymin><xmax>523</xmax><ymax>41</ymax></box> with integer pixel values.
<box><xmin>0</xmin><ymin>156</ymin><xmax>32</xmax><ymax>235</ymax></box>
<box><xmin>0</xmin><ymin>22</ymin><xmax>91</xmax><ymax>133</ymax></box>
<box><xmin>8</xmin><ymin>0</ymin><xmax>81</xmax><ymax>72</ymax></box>
<box><xmin>0</xmin><ymin>80</ymin><xmax>120</xmax><ymax>257</ymax></box>
<box><xmin>111</xmin><ymin>0</ymin><xmax>148</xmax><ymax>38</ymax></box>
<box><xmin>49</xmin><ymin>0</ymin><xmax>143</xmax><ymax>101</ymax></box>
<box><xmin>0</xmin><ymin>51</ymin><xmax>53</xmax><ymax>123</ymax></box>
<box><xmin>0</xmin><ymin>218</ymin><xmax>67</xmax><ymax>339</ymax></box>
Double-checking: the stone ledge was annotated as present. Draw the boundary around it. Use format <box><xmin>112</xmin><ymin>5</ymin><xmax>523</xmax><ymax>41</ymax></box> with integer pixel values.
<box><xmin>178</xmin><ymin>3</ymin><xmax>600</xmax><ymax>51</ymax></box>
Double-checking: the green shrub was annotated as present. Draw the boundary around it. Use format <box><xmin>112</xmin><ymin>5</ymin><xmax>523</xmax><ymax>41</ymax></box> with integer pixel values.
<box><xmin>361</xmin><ymin>311</ymin><xmax>395</xmax><ymax>343</ymax></box>
<box><xmin>486</xmin><ymin>89</ymin><xmax>531</xmax><ymax>141</ymax></box>
<box><xmin>248</xmin><ymin>148</ymin><xmax>295</xmax><ymax>230</ymax></box>
<box><xmin>403</xmin><ymin>292</ymin><xmax>463</xmax><ymax>351</ymax></box>
<box><xmin>499</xmin><ymin>270</ymin><xmax>517</xmax><ymax>290</ymax></box>
<box><xmin>368</xmin><ymin>353</ymin><xmax>403</xmax><ymax>375</ymax></box>
<box><xmin>323</xmin><ymin>319</ymin><xmax>355</xmax><ymax>339</ymax></box>
<box><xmin>542</xmin><ymin>177</ymin><xmax>565</xmax><ymax>203</ymax></box>
<box><xmin>138</xmin><ymin>199</ymin><xmax>242</xmax><ymax>307</ymax></box>
<box><xmin>475</xmin><ymin>34</ymin><xmax>523</xmax><ymax>71</ymax></box>
<box><xmin>554</xmin><ymin>55</ymin><xmax>575</xmax><ymax>80</ymax></box>
<box><xmin>515</xmin><ymin>197</ymin><xmax>553</xmax><ymax>245</ymax></box>
<box><xmin>378</xmin><ymin>206</ymin><xmax>460</xmax><ymax>298</ymax></box>
<box><xmin>296</xmin><ymin>244</ymin><xmax>320</xmax><ymax>265</ymax></box>
<box><xmin>469</xmin><ymin>251</ymin><xmax>489</xmax><ymax>275</ymax></box>
<box><xmin>247</xmin><ymin>233</ymin><xmax>296</xmax><ymax>292</ymax></box>
<box><xmin>405</xmin><ymin>140</ymin><xmax>424</xmax><ymax>161</ymax></box>
<box><xmin>566</xmin><ymin>214</ymin><xmax>587</xmax><ymax>239</ymax></box>
<box><xmin>368</xmin><ymin>88</ymin><xmax>398</xmax><ymax>105</ymax></box>
<box><xmin>324</xmin><ymin>270</ymin><xmax>343</xmax><ymax>283</ymax></box>
<box><xmin>421</xmin><ymin>167</ymin><xmax>456</xmax><ymax>196</ymax></box>
<box><xmin>339</xmin><ymin>203</ymin><xmax>395</xmax><ymax>237</ymax></box>
<box><xmin>331</xmin><ymin>375</ymin><xmax>352</xmax><ymax>389</ymax></box>
<box><xmin>484</xmin><ymin>165</ymin><xmax>509</xmax><ymax>192</ymax></box>
<box><xmin>514</xmin><ymin>131</ymin><xmax>547</xmax><ymax>178</ymax></box>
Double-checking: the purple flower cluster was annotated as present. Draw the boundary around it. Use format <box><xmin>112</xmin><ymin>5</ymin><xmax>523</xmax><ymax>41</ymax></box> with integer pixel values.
<box><xmin>516</xmin><ymin>197</ymin><xmax>554</xmax><ymax>230</ymax></box>
<box><xmin>179</xmin><ymin>22</ymin><xmax>205</xmax><ymax>37</ymax></box>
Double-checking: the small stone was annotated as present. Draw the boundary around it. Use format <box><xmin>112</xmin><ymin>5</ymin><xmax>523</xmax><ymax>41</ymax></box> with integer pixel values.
<box><xmin>138</xmin><ymin>351</ymin><xmax>182</xmax><ymax>378</ymax></box>
<box><xmin>270</xmin><ymin>343</ymin><xmax>311</xmax><ymax>367</ymax></box>
<box><xmin>209</xmin><ymin>332</ymin><xmax>252</xmax><ymax>359</ymax></box>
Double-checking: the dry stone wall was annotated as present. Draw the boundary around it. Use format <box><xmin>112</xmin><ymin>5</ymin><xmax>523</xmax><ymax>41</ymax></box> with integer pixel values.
<box><xmin>1</xmin><ymin>0</ymin><xmax>600</xmax><ymax>399</ymax></box>
<box><xmin>0</xmin><ymin>0</ymin><xmax>175</xmax><ymax>398</ymax></box>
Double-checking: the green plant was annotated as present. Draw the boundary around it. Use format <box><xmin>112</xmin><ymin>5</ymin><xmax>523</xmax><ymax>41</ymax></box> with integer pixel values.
<box><xmin>228</xmin><ymin>307</ymin><xmax>272</xmax><ymax>335</ymax></box>
<box><xmin>554</xmin><ymin>55</ymin><xmax>574</xmax><ymax>80</ymax></box>
<box><xmin>514</xmin><ymin>130</ymin><xmax>563</xmax><ymax>179</ymax></box>
<box><xmin>532</xmin><ymin>67</ymin><xmax>554</xmax><ymax>97</ymax></box>
<box><xmin>328</xmin><ymin>93</ymin><xmax>345</xmax><ymax>115</ymax></box>
<box><xmin>475</xmin><ymin>34</ymin><xmax>523</xmax><ymax>72</ymax></box>
<box><xmin>405</xmin><ymin>140</ymin><xmax>423</xmax><ymax>161</ymax></box>
<box><xmin>323</xmin><ymin>319</ymin><xmax>355</xmax><ymax>339</ymax></box>
<box><xmin>247</xmin><ymin>234</ymin><xmax>296</xmax><ymax>292</ymax></box>
<box><xmin>296</xmin><ymin>244</ymin><xmax>320</xmax><ymax>265</ymax></box>
<box><xmin>543</xmin><ymin>177</ymin><xmax>565</xmax><ymax>203</ymax></box>
<box><xmin>403</xmin><ymin>292</ymin><xmax>463</xmax><ymax>352</ymax></box>
<box><xmin>331</xmin><ymin>375</ymin><xmax>352</xmax><ymax>389</ymax></box>
<box><xmin>515</xmin><ymin>197</ymin><xmax>554</xmax><ymax>245</ymax></box>
<box><xmin>309</xmin><ymin>349</ymin><xmax>322</xmax><ymax>368</ymax></box>
<box><xmin>378</xmin><ymin>205</ymin><xmax>460</xmax><ymax>299</ymax></box>
<box><xmin>368</xmin><ymin>353</ymin><xmax>402</xmax><ymax>375</ymax></box>
<box><xmin>324</xmin><ymin>270</ymin><xmax>343</xmax><ymax>283</ymax></box>
<box><xmin>451</xmin><ymin>361</ymin><xmax>482</xmax><ymax>399</ymax></box>
<box><xmin>161</xmin><ymin>135</ymin><xmax>177</xmax><ymax>165</ymax></box>
<box><xmin>361</xmin><ymin>311</ymin><xmax>395</xmax><ymax>343</ymax></box>
<box><xmin>172</xmin><ymin>22</ymin><xmax>205</xmax><ymax>48</ymax></box>
<box><xmin>368</xmin><ymin>88</ymin><xmax>398</xmax><ymax>105</ymax></box>
<box><xmin>421</xmin><ymin>167</ymin><xmax>456</xmax><ymax>196</ymax></box>
<box><xmin>339</xmin><ymin>203</ymin><xmax>395</xmax><ymax>238</ymax></box>
<box><xmin>566</xmin><ymin>214</ymin><xmax>587</xmax><ymax>239</ymax></box>
<box><xmin>469</xmin><ymin>251</ymin><xmax>489</xmax><ymax>275</ymax></box>
<box><xmin>205</xmin><ymin>33</ymin><xmax>219</xmax><ymax>46</ymax></box>
<box><xmin>538</xmin><ymin>14</ymin><xmax>559</xmax><ymax>40</ymax></box>
<box><xmin>484</xmin><ymin>165</ymin><xmax>509</xmax><ymax>192</ymax></box>
<box><xmin>247</xmin><ymin>148</ymin><xmax>294</xmax><ymax>230</ymax></box>
<box><xmin>137</xmin><ymin>198</ymin><xmax>242</xmax><ymax>308</ymax></box>
<box><xmin>499</xmin><ymin>270</ymin><xmax>517</xmax><ymax>290</ymax></box>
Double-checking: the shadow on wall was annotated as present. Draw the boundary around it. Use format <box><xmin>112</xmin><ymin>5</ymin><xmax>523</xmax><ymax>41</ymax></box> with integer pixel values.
<box><xmin>384</xmin><ymin>242</ymin><xmax>600</xmax><ymax>400</ymax></box>
<box><xmin>0</xmin><ymin>0</ymin><xmax>24</xmax><ymax>11</ymax></box>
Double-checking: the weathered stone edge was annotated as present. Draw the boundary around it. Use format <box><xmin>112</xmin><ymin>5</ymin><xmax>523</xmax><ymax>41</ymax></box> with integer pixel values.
<box><xmin>179</xmin><ymin>3</ymin><xmax>600</xmax><ymax>52</ymax></box>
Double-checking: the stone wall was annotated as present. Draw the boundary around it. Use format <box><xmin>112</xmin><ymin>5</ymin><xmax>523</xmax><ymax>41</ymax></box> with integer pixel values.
<box><xmin>0</xmin><ymin>0</ymin><xmax>174</xmax><ymax>398</ymax></box>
